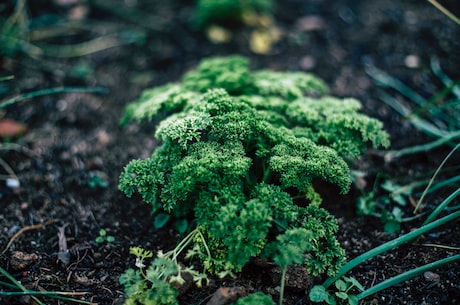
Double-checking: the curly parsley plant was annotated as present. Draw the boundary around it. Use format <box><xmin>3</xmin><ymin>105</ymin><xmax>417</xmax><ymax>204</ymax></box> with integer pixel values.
<box><xmin>119</xmin><ymin>56</ymin><xmax>389</xmax><ymax>302</ymax></box>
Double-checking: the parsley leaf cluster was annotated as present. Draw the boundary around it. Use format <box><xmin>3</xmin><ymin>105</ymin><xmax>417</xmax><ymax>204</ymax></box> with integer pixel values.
<box><xmin>119</xmin><ymin>55</ymin><xmax>389</xmax><ymax>284</ymax></box>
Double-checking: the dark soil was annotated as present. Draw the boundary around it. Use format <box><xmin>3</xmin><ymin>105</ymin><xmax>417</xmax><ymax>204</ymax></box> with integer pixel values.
<box><xmin>1</xmin><ymin>1</ymin><xmax>459</xmax><ymax>304</ymax></box>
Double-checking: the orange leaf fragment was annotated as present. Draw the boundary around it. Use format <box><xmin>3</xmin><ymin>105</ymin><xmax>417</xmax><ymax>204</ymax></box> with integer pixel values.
<box><xmin>0</xmin><ymin>118</ymin><xmax>27</xmax><ymax>139</ymax></box>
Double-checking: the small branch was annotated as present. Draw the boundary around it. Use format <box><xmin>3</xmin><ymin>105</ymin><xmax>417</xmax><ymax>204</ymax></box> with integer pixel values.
<box><xmin>2</xmin><ymin>220</ymin><xmax>58</xmax><ymax>255</ymax></box>
<box><xmin>415</xmin><ymin>243</ymin><xmax>460</xmax><ymax>251</ymax></box>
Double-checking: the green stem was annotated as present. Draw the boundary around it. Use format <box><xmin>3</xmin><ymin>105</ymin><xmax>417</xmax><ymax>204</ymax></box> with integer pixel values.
<box><xmin>0</xmin><ymin>266</ymin><xmax>44</xmax><ymax>305</ymax></box>
<box><xmin>383</xmin><ymin>130</ymin><xmax>460</xmax><ymax>160</ymax></box>
<box><xmin>0</xmin><ymin>86</ymin><xmax>108</xmax><ymax>109</ymax></box>
<box><xmin>357</xmin><ymin>254</ymin><xmax>460</xmax><ymax>300</ymax></box>
<box><xmin>322</xmin><ymin>210</ymin><xmax>460</xmax><ymax>288</ymax></box>
<box><xmin>378</xmin><ymin>91</ymin><xmax>446</xmax><ymax>138</ymax></box>
<box><xmin>423</xmin><ymin>187</ymin><xmax>460</xmax><ymax>225</ymax></box>
<box><xmin>430</xmin><ymin>58</ymin><xmax>460</xmax><ymax>98</ymax></box>
<box><xmin>0</xmin><ymin>75</ymin><xmax>14</xmax><ymax>82</ymax></box>
<box><xmin>415</xmin><ymin>142</ymin><xmax>460</xmax><ymax>213</ymax></box>
<box><xmin>426</xmin><ymin>174</ymin><xmax>460</xmax><ymax>194</ymax></box>
<box><xmin>0</xmin><ymin>291</ymin><xmax>93</xmax><ymax>304</ymax></box>
<box><xmin>278</xmin><ymin>266</ymin><xmax>287</xmax><ymax>305</ymax></box>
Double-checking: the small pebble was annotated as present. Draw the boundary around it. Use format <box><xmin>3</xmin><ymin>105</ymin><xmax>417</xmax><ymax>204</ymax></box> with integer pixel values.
<box><xmin>424</xmin><ymin>271</ymin><xmax>440</xmax><ymax>282</ymax></box>
<box><xmin>6</xmin><ymin>178</ymin><xmax>20</xmax><ymax>188</ymax></box>
<box><xmin>404</xmin><ymin>55</ymin><xmax>420</xmax><ymax>68</ymax></box>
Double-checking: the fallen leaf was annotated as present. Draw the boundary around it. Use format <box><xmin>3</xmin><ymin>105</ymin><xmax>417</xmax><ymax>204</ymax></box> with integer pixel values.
<box><xmin>206</xmin><ymin>287</ymin><xmax>247</xmax><ymax>305</ymax></box>
<box><xmin>0</xmin><ymin>119</ymin><xmax>27</xmax><ymax>139</ymax></box>
<box><xmin>9</xmin><ymin>251</ymin><xmax>38</xmax><ymax>271</ymax></box>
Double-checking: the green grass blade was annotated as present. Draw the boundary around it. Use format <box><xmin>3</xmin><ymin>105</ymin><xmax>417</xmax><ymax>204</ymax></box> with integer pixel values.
<box><xmin>322</xmin><ymin>210</ymin><xmax>460</xmax><ymax>288</ymax></box>
<box><xmin>431</xmin><ymin>58</ymin><xmax>460</xmax><ymax>98</ymax></box>
<box><xmin>423</xmin><ymin>187</ymin><xmax>460</xmax><ymax>225</ymax></box>
<box><xmin>0</xmin><ymin>75</ymin><xmax>14</xmax><ymax>82</ymax></box>
<box><xmin>0</xmin><ymin>267</ymin><xmax>44</xmax><ymax>305</ymax></box>
<box><xmin>426</xmin><ymin>174</ymin><xmax>460</xmax><ymax>194</ymax></box>
<box><xmin>378</xmin><ymin>91</ymin><xmax>446</xmax><ymax>138</ymax></box>
<box><xmin>0</xmin><ymin>86</ymin><xmax>108</xmax><ymax>109</ymax></box>
<box><xmin>383</xmin><ymin>130</ymin><xmax>460</xmax><ymax>160</ymax></box>
<box><xmin>365</xmin><ymin>65</ymin><xmax>426</xmax><ymax>106</ymax></box>
<box><xmin>357</xmin><ymin>254</ymin><xmax>460</xmax><ymax>300</ymax></box>
<box><xmin>415</xmin><ymin>142</ymin><xmax>460</xmax><ymax>213</ymax></box>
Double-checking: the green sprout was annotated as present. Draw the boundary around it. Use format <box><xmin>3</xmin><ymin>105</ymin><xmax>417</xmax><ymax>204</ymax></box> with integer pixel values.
<box><xmin>95</xmin><ymin>229</ymin><xmax>115</xmax><ymax>244</ymax></box>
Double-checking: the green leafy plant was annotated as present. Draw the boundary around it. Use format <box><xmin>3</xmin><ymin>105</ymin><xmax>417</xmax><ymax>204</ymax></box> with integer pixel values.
<box><xmin>118</xmin><ymin>55</ymin><xmax>390</xmax><ymax>304</ymax></box>
<box><xmin>119</xmin><ymin>230</ymin><xmax>212</xmax><ymax>305</ymax></box>
<box><xmin>309</xmin><ymin>276</ymin><xmax>364</xmax><ymax>305</ymax></box>
<box><xmin>87</xmin><ymin>174</ymin><xmax>109</xmax><ymax>189</ymax></box>
<box><xmin>356</xmin><ymin>176</ymin><xmax>427</xmax><ymax>233</ymax></box>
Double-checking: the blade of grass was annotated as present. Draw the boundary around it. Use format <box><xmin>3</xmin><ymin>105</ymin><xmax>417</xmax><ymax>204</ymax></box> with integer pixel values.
<box><xmin>423</xmin><ymin>187</ymin><xmax>460</xmax><ymax>225</ymax></box>
<box><xmin>365</xmin><ymin>65</ymin><xmax>427</xmax><ymax>105</ymax></box>
<box><xmin>414</xmin><ymin>142</ymin><xmax>460</xmax><ymax>213</ymax></box>
<box><xmin>378</xmin><ymin>91</ymin><xmax>446</xmax><ymax>138</ymax></box>
<box><xmin>322</xmin><ymin>210</ymin><xmax>460</xmax><ymax>288</ymax></box>
<box><xmin>0</xmin><ymin>291</ymin><xmax>95</xmax><ymax>304</ymax></box>
<box><xmin>0</xmin><ymin>75</ymin><xmax>14</xmax><ymax>82</ymax></box>
<box><xmin>383</xmin><ymin>130</ymin><xmax>460</xmax><ymax>160</ymax></box>
<box><xmin>426</xmin><ymin>174</ymin><xmax>460</xmax><ymax>194</ymax></box>
<box><xmin>0</xmin><ymin>267</ymin><xmax>44</xmax><ymax>305</ymax></box>
<box><xmin>357</xmin><ymin>254</ymin><xmax>460</xmax><ymax>300</ymax></box>
<box><xmin>410</xmin><ymin>79</ymin><xmax>460</xmax><ymax>125</ymax></box>
<box><xmin>0</xmin><ymin>86</ymin><xmax>108</xmax><ymax>109</ymax></box>
<box><xmin>430</xmin><ymin>58</ymin><xmax>460</xmax><ymax>99</ymax></box>
<box><xmin>366</xmin><ymin>63</ymin><xmax>459</xmax><ymax>134</ymax></box>
<box><xmin>28</xmin><ymin>34</ymin><xmax>136</xmax><ymax>58</ymax></box>
<box><xmin>1</xmin><ymin>268</ymin><xmax>95</xmax><ymax>304</ymax></box>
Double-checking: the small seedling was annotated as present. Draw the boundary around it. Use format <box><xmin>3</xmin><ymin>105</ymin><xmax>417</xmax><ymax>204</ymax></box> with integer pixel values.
<box><xmin>309</xmin><ymin>276</ymin><xmax>364</xmax><ymax>305</ymax></box>
<box><xmin>95</xmin><ymin>229</ymin><xmax>115</xmax><ymax>244</ymax></box>
<box><xmin>87</xmin><ymin>173</ymin><xmax>109</xmax><ymax>189</ymax></box>
<box><xmin>356</xmin><ymin>177</ymin><xmax>421</xmax><ymax>233</ymax></box>
<box><xmin>119</xmin><ymin>229</ymin><xmax>213</xmax><ymax>305</ymax></box>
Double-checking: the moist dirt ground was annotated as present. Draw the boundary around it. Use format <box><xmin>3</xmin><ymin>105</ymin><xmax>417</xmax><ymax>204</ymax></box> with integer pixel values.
<box><xmin>1</xmin><ymin>1</ymin><xmax>459</xmax><ymax>304</ymax></box>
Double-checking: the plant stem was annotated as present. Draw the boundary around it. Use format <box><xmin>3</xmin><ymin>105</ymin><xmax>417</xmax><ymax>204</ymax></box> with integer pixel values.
<box><xmin>426</xmin><ymin>0</ymin><xmax>460</xmax><ymax>25</ymax></box>
<box><xmin>322</xmin><ymin>210</ymin><xmax>460</xmax><ymax>288</ymax></box>
<box><xmin>383</xmin><ymin>130</ymin><xmax>460</xmax><ymax>161</ymax></box>
<box><xmin>279</xmin><ymin>266</ymin><xmax>287</xmax><ymax>305</ymax></box>
<box><xmin>0</xmin><ymin>266</ymin><xmax>44</xmax><ymax>305</ymax></box>
<box><xmin>0</xmin><ymin>86</ymin><xmax>108</xmax><ymax>109</ymax></box>
<box><xmin>414</xmin><ymin>142</ymin><xmax>460</xmax><ymax>213</ymax></box>
<box><xmin>423</xmin><ymin>187</ymin><xmax>460</xmax><ymax>225</ymax></box>
<box><xmin>357</xmin><ymin>254</ymin><xmax>460</xmax><ymax>300</ymax></box>
<box><xmin>0</xmin><ymin>75</ymin><xmax>14</xmax><ymax>82</ymax></box>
